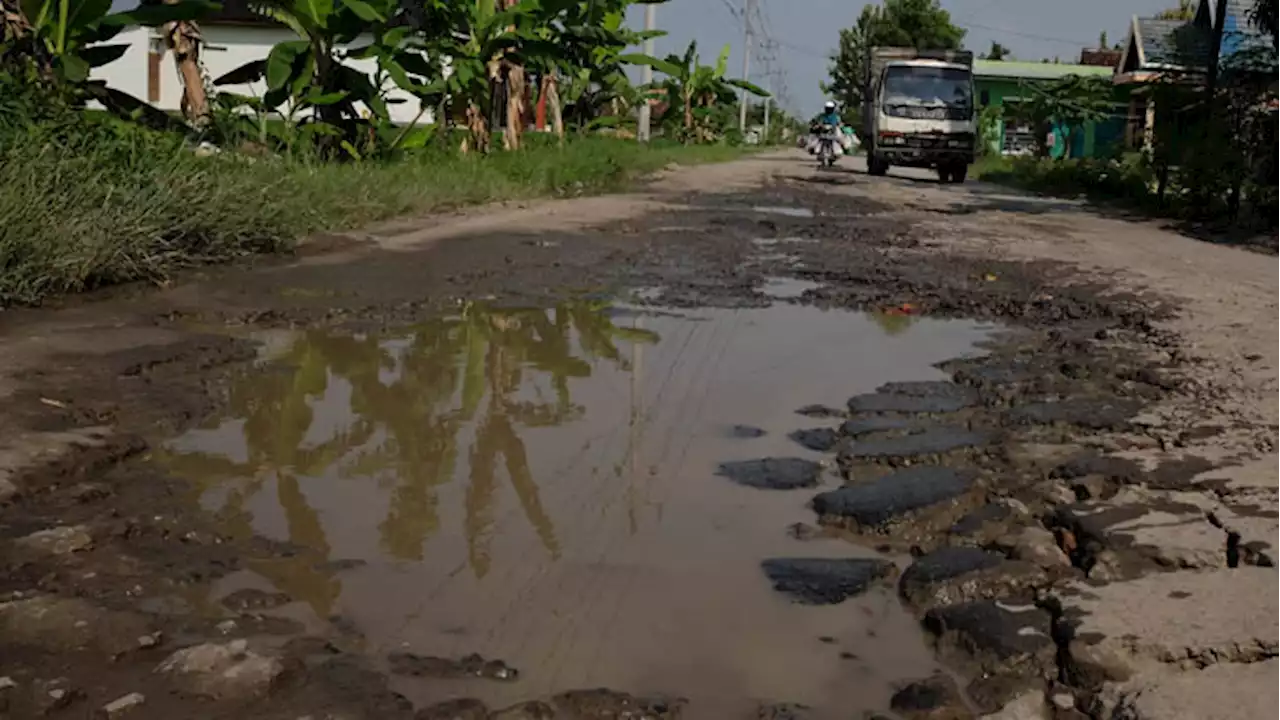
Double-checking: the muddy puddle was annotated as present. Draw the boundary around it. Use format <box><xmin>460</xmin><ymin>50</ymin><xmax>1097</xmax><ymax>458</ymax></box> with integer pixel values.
<box><xmin>155</xmin><ymin>298</ymin><xmax>995</xmax><ymax>718</ymax></box>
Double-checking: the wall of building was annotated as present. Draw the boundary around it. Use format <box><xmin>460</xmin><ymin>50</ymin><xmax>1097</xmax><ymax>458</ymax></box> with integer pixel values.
<box><xmin>90</xmin><ymin>27</ymin><xmax>152</xmax><ymax>106</ymax></box>
<box><xmin>975</xmin><ymin>76</ymin><xmax>1129</xmax><ymax>159</ymax></box>
<box><xmin>92</xmin><ymin>25</ymin><xmax>433</xmax><ymax>126</ymax></box>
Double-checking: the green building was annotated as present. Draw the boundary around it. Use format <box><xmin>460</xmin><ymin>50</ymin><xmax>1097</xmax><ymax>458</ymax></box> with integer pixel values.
<box><xmin>973</xmin><ymin>60</ymin><xmax>1127</xmax><ymax>158</ymax></box>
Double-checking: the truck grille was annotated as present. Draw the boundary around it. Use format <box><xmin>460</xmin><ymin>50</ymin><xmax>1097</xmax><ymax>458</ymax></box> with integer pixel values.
<box><xmin>884</xmin><ymin>105</ymin><xmax>970</xmax><ymax>121</ymax></box>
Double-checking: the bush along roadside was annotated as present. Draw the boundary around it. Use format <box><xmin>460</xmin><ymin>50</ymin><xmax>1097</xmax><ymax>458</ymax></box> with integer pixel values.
<box><xmin>973</xmin><ymin>154</ymin><xmax>1154</xmax><ymax>207</ymax></box>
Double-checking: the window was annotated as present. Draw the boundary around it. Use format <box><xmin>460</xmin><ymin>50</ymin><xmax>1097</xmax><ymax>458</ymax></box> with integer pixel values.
<box><xmin>979</xmin><ymin>89</ymin><xmax>990</xmax><ymax>106</ymax></box>
<box><xmin>882</xmin><ymin>66</ymin><xmax>973</xmax><ymax>108</ymax></box>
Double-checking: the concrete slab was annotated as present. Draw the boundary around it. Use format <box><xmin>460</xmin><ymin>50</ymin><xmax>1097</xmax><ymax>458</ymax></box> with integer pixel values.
<box><xmin>1107</xmin><ymin>659</ymin><xmax>1279</xmax><ymax>720</ymax></box>
<box><xmin>1056</xmin><ymin>487</ymin><xmax>1230</xmax><ymax>573</ymax></box>
<box><xmin>1062</xmin><ymin>568</ymin><xmax>1279</xmax><ymax>682</ymax></box>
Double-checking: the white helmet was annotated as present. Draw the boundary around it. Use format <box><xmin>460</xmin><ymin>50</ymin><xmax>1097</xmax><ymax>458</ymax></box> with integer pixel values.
<box><xmin>823</xmin><ymin>101</ymin><xmax>836</xmax><ymax>111</ymax></box>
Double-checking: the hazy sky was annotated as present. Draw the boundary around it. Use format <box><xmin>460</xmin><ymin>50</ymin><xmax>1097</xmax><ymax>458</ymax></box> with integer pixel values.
<box><xmin>625</xmin><ymin>0</ymin><xmax>1177</xmax><ymax>114</ymax></box>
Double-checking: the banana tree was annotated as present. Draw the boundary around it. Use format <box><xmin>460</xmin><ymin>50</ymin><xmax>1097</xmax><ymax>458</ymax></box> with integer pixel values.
<box><xmin>5</xmin><ymin>0</ymin><xmax>215</xmax><ymax>101</ymax></box>
<box><xmin>423</xmin><ymin>0</ymin><xmax>553</xmax><ymax>153</ymax></box>
<box><xmin>151</xmin><ymin>0</ymin><xmax>209</xmax><ymax>125</ymax></box>
<box><xmin>529</xmin><ymin>0</ymin><xmax>666</xmax><ymax>141</ymax></box>
<box><xmin>633</xmin><ymin>40</ymin><xmax>768</xmax><ymax>143</ymax></box>
<box><xmin>213</xmin><ymin>0</ymin><xmax>440</xmax><ymax>157</ymax></box>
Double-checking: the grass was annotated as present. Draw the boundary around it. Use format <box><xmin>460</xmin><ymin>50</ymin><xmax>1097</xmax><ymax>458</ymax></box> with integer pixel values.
<box><xmin>972</xmin><ymin>154</ymin><xmax>1153</xmax><ymax>203</ymax></box>
<box><xmin>0</xmin><ymin>121</ymin><xmax>750</xmax><ymax>307</ymax></box>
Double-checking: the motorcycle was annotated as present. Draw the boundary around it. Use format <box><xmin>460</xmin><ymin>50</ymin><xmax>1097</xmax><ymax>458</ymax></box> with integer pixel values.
<box><xmin>815</xmin><ymin>125</ymin><xmax>842</xmax><ymax>169</ymax></box>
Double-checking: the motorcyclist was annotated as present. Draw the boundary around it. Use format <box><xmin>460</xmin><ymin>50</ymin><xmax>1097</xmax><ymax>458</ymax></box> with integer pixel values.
<box><xmin>818</xmin><ymin>101</ymin><xmax>841</xmax><ymax>131</ymax></box>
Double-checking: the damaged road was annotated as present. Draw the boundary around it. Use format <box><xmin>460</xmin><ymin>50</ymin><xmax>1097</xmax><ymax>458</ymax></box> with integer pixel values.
<box><xmin>0</xmin><ymin>152</ymin><xmax>1275</xmax><ymax>720</ymax></box>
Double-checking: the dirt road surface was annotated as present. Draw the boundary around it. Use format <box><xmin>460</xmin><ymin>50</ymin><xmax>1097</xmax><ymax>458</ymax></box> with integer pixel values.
<box><xmin>1</xmin><ymin>150</ymin><xmax>1275</xmax><ymax>720</ymax></box>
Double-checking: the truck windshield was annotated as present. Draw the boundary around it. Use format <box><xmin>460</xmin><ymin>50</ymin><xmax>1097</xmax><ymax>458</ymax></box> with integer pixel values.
<box><xmin>882</xmin><ymin>66</ymin><xmax>971</xmax><ymax>108</ymax></box>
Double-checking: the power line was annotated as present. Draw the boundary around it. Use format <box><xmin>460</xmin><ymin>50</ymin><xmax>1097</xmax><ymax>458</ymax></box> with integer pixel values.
<box><xmin>951</xmin><ymin>17</ymin><xmax>1096</xmax><ymax>48</ymax></box>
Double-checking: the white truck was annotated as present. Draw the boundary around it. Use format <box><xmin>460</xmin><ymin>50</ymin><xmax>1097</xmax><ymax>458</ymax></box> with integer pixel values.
<box><xmin>860</xmin><ymin>48</ymin><xmax>976</xmax><ymax>183</ymax></box>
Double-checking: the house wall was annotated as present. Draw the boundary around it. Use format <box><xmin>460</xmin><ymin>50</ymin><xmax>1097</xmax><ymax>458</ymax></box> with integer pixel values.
<box><xmin>92</xmin><ymin>24</ymin><xmax>433</xmax><ymax>125</ymax></box>
<box><xmin>91</xmin><ymin>27</ymin><xmax>152</xmax><ymax>104</ymax></box>
<box><xmin>975</xmin><ymin>76</ymin><xmax>1129</xmax><ymax>159</ymax></box>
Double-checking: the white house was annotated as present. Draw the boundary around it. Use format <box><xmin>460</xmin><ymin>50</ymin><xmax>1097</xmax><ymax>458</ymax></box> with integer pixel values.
<box><xmin>92</xmin><ymin>1</ymin><xmax>432</xmax><ymax>126</ymax></box>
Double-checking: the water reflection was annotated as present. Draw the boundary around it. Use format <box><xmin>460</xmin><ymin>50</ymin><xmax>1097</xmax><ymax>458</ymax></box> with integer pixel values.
<box><xmin>157</xmin><ymin>299</ymin><xmax>995</xmax><ymax>714</ymax></box>
<box><xmin>158</xmin><ymin>300</ymin><xmax>659</xmax><ymax>611</ymax></box>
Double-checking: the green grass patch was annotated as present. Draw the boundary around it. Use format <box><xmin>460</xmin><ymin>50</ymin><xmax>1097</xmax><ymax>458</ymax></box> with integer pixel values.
<box><xmin>0</xmin><ymin>122</ymin><xmax>749</xmax><ymax>307</ymax></box>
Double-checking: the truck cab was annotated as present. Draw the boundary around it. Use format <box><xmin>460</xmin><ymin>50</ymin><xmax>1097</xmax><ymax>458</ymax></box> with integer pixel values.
<box><xmin>862</xmin><ymin>49</ymin><xmax>976</xmax><ymax>183</ymax></box>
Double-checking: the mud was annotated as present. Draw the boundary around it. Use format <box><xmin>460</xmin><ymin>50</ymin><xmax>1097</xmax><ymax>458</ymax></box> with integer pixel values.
<box><xmin>0</xmin><ymin>156</ymin><xmax>1272</xmax><ymax>720</ymax></box>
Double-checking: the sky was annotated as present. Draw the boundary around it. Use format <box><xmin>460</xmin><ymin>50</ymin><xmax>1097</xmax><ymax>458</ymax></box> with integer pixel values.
<box><xmin>624</xmin><ymin>0</ymin><xmax>1179</xmax><ymax>115</ymax></box>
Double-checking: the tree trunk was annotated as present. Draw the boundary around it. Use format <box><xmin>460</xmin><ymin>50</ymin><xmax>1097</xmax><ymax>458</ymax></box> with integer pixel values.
<box><xmin>542</xmin><ymin>74</ymin><xmax>564</xmax><ymax>145</ymax></box>
<box><xmin>682</xmin><ymin>91</ymin><xmax>693</xmax><ymax>136</ymax></box>
<box><xmin>464</xmin><ymin>102</ymin><xmax>490</xmax><ymax>154</ymax></box>
<box><xmin>504</xmin><ymin>62</ymin><xmax>526</xmax><ymax>151</ymax></box>
<box><xmin>161</xmin><ymin>0</ymin><xmax>209</xmax><ymax>126</ymax></box>
<box><xmin>496</xmin><ymin>0</ymin><xmax>524</xmax><ymax>151</ymax></box>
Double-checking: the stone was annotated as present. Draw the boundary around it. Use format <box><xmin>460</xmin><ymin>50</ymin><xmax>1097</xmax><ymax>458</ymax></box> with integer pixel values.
<box><xmin>841</xmin><ymin>416</ymin><xmax>921</xmax><ymax>437</ymax></box>
<box><xmin>900</xmin><ymin>547</ymin><xmax>1048</xmax><ymax>610</ymax></box>
<box><xmin>993</xmin><ymin>527</ymin><xmax>1071</xmax><ymax>570</ymax></box>
<box><xmin>755</xmin><ymin>702</ymin><xmax>815</xmax><ymax>719</ymax></box>
<box><xmin>388</xmin><ymin>652</ymin><xmax>518</xmax><ymax>681</ymax></box>
<box><xmin>889</xmin><ymin>673</ymin><xmax>972</xmax><ymax>720</ymax></box>
<box><xmin>717</xmin><ymin>458</ymin><xmax>823</xmax><ymax>490</ymax></box>
<box><xmin>70</xmin><ymin>483</ymin><xmax>113</xmax><ymax>503</ymax></box>
<box><xmin>551</xmin><ymin>689</ymin><xmax>682</xmax><ymax>718</ymax></box>
<box><xmin>848</xmin><ymin>382</ymin><xmax>978</xmax><ymax>414</ymax></box>
<box><xmin>795</xmin><ymin>404</ymin><xmax>844</xmax><ymax>418</ymax></box>
<box><xmin>34</xmin><ymin>678</ymin><xmax>83</xmax><ymax>715</ymax></box>
<box><xmin>14</xmin><ymin>525</ymin><xmax>94</xmax><ymax>556</ymax></box>
<box><xmin>978</xmin><ymin>690</ymin><xmax>1050</xmax><ymax>720</ymax></box>
<box><xmin>137</xmin><ymin>633</ymin><xmax>162</xmax><ymax>649</ymax></box>
<box><xmin>728</xmin><ymin>424</ymin><xmax>767</xmax><ymax>438</ymax></box>
<box><xmin>949</xmin><ymin>503</ymin><xmax>1017</xmax><ymax>546</ymax></box>
<box><xmin>98</xmin><ymin>692</ymin><xmax>146</xmax><ymax>719</ymax></box>
<box><xmin>1007</xmin><ymin>398</ymin><xmax>1141</xmax><ymax>431</ymax></box>
<box><xmin>0</xmin><ymin>596</ymin><xmax>151</xmax><ymax>658</ymax></box>
<box><xmin>760</xmin><ymin>557</ymin><xmax>896</xmax><ymax>605</ymax></box>
<box><xmin>811</xmin><ymin>466</ymin><xmax>977</xmax><ymax>535</ymax></box>
<box><xmin>839</xmin><ymin>427</ymin><xmax>990</xmax><ymax>462</ymax></box>
<box><xmin>490</xmin><ymin>700</ymin><xmax>557</xmax><ymax>719</ymax></box>
<box><xmin>219</xmin><ymin>588</ymin><xmax>292</xmax><ymax>612</ymax></box>
<box><xmin>0</xmin><ymin>677</ymin><xmax>16</xmax><ymax>714</ymax></box>
<box><xmin>788</xmin><ymin>428</ymin><xmax>841</xmax><ymax>452</ymax></box>
<box><xmin>155</xmin><ymin>640</ymin><xmax>293</xmax><ymax>699</ymax></box>
<box><xmin>1058</xmin><ymin>568</ymin><xmax>1279</xmax><ymax>685</ymax></box>
<box><xmin>0</xmin><ymin>473</ymin><xmax>18</xmax><ymax>505</ymax></box>
<box><xmin>414</xmin><ymin>698</ymin><xmax>489</xmax><ymax>720</ymax></box>
<box><xmin>925</xmin><ymin>600</ymin><xmax>1056</xmax><ymax>678</ymax></box>
<box><xmin>1050</xmin><ymin>691</ymin><xmax>1075</xmax><ymax>711</ymax></box>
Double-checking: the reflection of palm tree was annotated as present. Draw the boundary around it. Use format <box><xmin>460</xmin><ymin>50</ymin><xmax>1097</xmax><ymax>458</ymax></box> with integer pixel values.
<box><xmin>162</xmin><ymin>300</ymin><xmax>661</xmax><ymax>589</ymax></box>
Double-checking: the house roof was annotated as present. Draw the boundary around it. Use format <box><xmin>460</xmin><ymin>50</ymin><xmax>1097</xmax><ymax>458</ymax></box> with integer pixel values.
<box><xmin>1128</xmin><ymin>17</ymin><xmax>1212</xmax><ymax>70</ymax></box>
<box><xmin>1137</xmin><ymin>18</ymin><xmax>1212</xmax><ymax>67</ymax></box>
<box><xmin>973</xmin><ymin>60</ymin><xmax>1114</xmax><ymax>81</ymax></box>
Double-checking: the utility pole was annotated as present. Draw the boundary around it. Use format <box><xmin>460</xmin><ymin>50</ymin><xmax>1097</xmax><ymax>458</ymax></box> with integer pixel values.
<box><xmin>738</xmin><ymin>0</ymin><xmax>753</xmax><ymax>131</ymax></box>
<box><xmin>637</xmin><ymin>3</ymin><xmax>656</xmax><ymax>142</ymax></box>
<box><xmin>763</xmin><ymin>87</ymin><xmax>771</xmax><ymax>144</ymax></box>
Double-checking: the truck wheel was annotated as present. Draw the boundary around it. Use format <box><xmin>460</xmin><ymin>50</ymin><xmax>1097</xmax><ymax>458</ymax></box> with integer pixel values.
<box><xmin>868</xmin><ymin>156</ymin><xmax>889</xmax><ymax>176</ymax></box>
<box><xmin>952</xmin><ymin>165</ymin><xmax>969</xmax><ymax>184</ymax></box>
